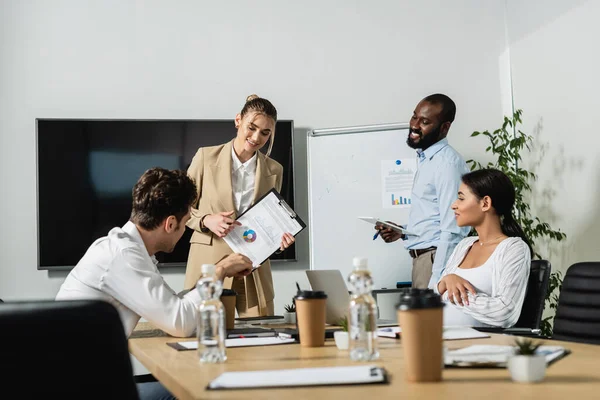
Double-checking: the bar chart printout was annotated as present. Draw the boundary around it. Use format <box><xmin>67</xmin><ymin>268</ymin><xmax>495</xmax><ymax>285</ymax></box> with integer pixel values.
<box><xmin>382</xmin><ymin>159</ymin><xmax>416</xmax><ymax>209</ymax></box>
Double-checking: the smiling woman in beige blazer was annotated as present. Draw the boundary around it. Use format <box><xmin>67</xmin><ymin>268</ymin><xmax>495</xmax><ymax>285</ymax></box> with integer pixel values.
<box><xmin>184</xmin><ymin>95</ymin><xmax>295</xmax><ymax>317</ymax></box>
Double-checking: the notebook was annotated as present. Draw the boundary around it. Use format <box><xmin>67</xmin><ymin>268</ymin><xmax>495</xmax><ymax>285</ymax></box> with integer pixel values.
<box><xmin>167</xmin><ymin>336</ymin><xmax>295</xmax><ymax>351</ymax></box>
<box><xmin>377</xmin><ymin>326</ymin><xmax>490</xmax><ymax>340</ymax></box>
<box><xmin>445</xmin><ymin>345</ymin><xmax>571</xmax><ymax>368</ymax></box>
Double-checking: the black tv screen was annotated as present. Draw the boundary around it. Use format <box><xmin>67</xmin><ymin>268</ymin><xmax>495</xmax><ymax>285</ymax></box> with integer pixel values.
<box><xmin>36</xmin><ymin>119</ymin><xmax>296</xmax><ymax>270</ymax></box>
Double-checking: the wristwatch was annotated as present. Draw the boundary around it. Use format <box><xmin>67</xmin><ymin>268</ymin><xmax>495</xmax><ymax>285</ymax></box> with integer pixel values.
<box><xmin>199</xmin><ymin>214</ymin><xmax>210</xmax><ymax>233</ymax></box>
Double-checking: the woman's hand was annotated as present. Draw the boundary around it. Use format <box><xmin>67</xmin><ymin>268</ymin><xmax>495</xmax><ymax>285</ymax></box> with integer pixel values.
<box><xmin>438</xmin><ymin>274</ymin><xmax>477</xmax><ymax>306</ymax></box>
<box><xmin>279</xmin><ymin>232</ymin><xmax>295</xmax><ymax>251</ymax></box>
<box><xmin>203</xmin><ymin>211</ymin><xmax>241</xmax><ymax>238</ymax></box>
<box><xmin>216</xmin><ymin>253</ymin><xmax>253</xmax><ymax>280</ymax></box>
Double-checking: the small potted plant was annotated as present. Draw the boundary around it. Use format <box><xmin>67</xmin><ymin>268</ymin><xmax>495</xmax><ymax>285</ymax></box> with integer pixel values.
<box><xmin>334</xmin><ymin>316</ymin><xmax>349</xmax><ymax>350</ymax></box>
<box><xmin>507</xmin><ymin>338</ymin><xmax>546</xmax><ymax>383</ymax></box>
<box><xmin>283</xmin><ymin>303</ymin><xmax>296</xmax><ymax>324</ymax></box>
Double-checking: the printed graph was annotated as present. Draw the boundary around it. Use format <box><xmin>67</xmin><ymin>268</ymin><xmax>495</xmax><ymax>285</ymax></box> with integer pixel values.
<box><xmin>391</xmin><ymin>194</ymin><xmax>411</xmax><ymax>206</ymax></box>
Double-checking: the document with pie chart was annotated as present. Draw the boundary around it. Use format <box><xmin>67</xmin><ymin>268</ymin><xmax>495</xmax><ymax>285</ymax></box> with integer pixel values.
<box><xmin>223</xmin><ymin>189</ymin><xmax>306</xmax><ymax>269</ymax></box>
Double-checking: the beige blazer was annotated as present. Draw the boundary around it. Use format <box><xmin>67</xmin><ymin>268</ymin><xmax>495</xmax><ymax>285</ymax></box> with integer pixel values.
<box><xmin>184</xmin><ymin>140</ymin><xmax>283</xmax><ymax>311</ymax></box>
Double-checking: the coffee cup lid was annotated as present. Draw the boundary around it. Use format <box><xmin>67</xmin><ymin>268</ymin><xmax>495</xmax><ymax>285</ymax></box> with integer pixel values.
<box><xmin>396</xmin><ymin>288</ymin><xmax>443</xmax><ymax>310</ymax></box>
<box><xmin>221</xmin><ymin>289</ymin><xmax>237</xmax><ymax>296</ymax></box>
<box><xmin>294</xmin><ymin>290</ymin><xmax>327</xmax><ymax>300</ymax></box>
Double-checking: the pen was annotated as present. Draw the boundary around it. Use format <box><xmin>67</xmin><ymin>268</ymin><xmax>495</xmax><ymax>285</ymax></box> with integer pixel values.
<box><xmin>373</xmin><ymin>231</ymin><xmax>380</xmax><ymax>240</ymax></box>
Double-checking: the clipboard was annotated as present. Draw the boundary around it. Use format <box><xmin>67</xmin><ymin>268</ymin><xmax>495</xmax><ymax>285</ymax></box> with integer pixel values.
<box><xmin>206</xmin><ymin>365</ymin><xmax>388</xmax><ymax>390</ymax></box>
<box><xmin>223</xmin><ymin>188</ymin><xmax>306</xmax><ymax>269</ymax></box>
<box><xmin>358</xmin><ymin>216</ymin><xmax>415</xmax><ymax>236</ymax></box>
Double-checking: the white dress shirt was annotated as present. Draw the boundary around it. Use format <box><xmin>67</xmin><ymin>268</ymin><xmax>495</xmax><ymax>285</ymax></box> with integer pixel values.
<box><xmin>56</xmin><ymin>221</ymin><xmax>202</xmax><ymax>338</ymax></box>
<box><xmin>403</xmin><ymin>138</ymin><xmax>471</xmax><ymax>288</ymax></box>
<box><xmin>231</xmin><ymin>146</ymin><xmax>257</xmax><ymax>214</ymax></box>
<box><xmin>434</xmin><ymin>236</ymin><xmax>531</xmax><ymax>328</ymax></box>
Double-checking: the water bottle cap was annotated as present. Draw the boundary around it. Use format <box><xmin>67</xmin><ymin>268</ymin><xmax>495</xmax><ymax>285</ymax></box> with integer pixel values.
<box><xmin>201</xmin><ymin>264</ymin><xmax>216</xmax><ymax>275</ymax></box>
<box><xmin>352</xmin><ymin>256</ymin><xmax>368</xmax><ymax>270</ymax></box>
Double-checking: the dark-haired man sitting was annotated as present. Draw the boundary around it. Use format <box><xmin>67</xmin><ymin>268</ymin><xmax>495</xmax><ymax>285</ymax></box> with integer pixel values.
<box><xmin>56</xmin><ymin>167</ymin><xmax>253</xmax><ymax>399</ymax></box>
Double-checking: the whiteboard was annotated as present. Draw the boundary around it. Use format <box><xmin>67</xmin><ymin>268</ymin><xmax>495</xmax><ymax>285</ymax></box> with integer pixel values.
<box><xmin>307</xmin><ymin>123</ymin><xmax>416</xmax><ymax>289</ymax></box>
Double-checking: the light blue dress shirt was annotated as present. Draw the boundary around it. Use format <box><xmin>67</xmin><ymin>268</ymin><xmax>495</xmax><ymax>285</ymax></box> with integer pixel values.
<box><xmin>403</xmin><ymin>138</ymin><xmax>470</xmax><ymax>288</ymax></box>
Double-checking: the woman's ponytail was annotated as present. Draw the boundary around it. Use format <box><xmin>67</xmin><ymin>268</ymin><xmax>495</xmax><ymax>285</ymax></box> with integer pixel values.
<box><xmin>501</xmin><ymin>212</ymin><xmax>533</xmax><ymax>256</ymax></box>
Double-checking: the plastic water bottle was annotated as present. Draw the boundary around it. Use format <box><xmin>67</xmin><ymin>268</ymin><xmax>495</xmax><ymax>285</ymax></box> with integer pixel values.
<box><xmin>196</xmin><ymin>264</ymin><xmax>227</xmax><ymax>363</ymax></box>
<box><xmin>348</xmin><ymin>256</ymin><xmax>379</xmax><ymax>361</ymax></box>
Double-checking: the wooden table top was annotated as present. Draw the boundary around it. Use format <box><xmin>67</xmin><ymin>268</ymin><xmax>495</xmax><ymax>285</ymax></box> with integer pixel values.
<box><xmin>129</xmin><ymin>329</ymin><xmax>600</xmax><ymax>400</ymax></box>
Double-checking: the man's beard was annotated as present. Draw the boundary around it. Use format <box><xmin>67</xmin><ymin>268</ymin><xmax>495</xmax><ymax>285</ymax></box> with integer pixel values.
<box><xmin>406</xmin><ymin>124</ymin><xmax>442</xmax><ymax>150</ymax></box>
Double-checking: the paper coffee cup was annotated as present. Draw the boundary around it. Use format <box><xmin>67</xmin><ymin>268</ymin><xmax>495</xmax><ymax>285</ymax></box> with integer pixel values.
<box><xmin>397</xmin><ymin>288</ymin><xmax>444</xmax><ymax>382</ymax></box>
<box><xmin>294</xmin><ymin>290</ymin><xmax>327</xmax><ymax>347</ymax></box>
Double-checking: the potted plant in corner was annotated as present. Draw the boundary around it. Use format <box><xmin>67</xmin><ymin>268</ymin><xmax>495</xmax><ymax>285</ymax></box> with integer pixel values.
<box><xmin>334</xmin><ymin>316</ymin><xmax>349</xmax><ymax>350</ymax></box>
<box><xmin>508</xmin><ymin>338</ymin><xmax>546</xmax><ymax>383</ymax></box>
<box><xmin>283</xmin><ymin>303</ymin><xmax>296</xmax><ymax>324</ymax></box>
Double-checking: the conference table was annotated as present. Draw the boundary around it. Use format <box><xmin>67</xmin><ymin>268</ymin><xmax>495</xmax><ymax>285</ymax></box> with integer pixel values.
<box><xmin>129</xmin><ymin>324</ymin><xmax>600</xmax><ymax>400</ymax></box>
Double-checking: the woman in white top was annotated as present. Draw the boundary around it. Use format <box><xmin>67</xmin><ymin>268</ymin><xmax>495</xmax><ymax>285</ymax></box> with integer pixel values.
<box><xmin>435</xmin><ymin>168</ymin><xmax>533</xmax><ymax>328</ymax></box>
<box><xmin>184</xmin><ymin>94</ymin><xmax>295</xmax><ymax>317</ymax></box>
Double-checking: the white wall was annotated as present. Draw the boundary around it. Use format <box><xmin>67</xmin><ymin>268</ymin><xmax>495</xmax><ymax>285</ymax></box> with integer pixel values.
<box><xmin>505</xmin><ymin>0</ymin><xmax>600</xmax><ymax>276</ymax></box>
<box><xmin>0</xmin><ymin>0</ymin><xmax>508</xmax><ymax>317</ymax></box>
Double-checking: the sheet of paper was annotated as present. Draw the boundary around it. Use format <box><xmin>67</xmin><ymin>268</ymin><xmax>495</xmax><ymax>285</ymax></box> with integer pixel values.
<box><xmin>208</xmin><ymin>365</ymin><xmax>386</xmax><ymax>390</ymax></box>
<box><xmin>381</xmin><ymin>158</ymin><xmax>416</xmax><ymax>209</ymax></box>
<box><xmin>223</xmin><ymin>191</ymin><xmax>304</xmax><ymax>268</ymax></box>
<box><xmin>445</xmin><ymin>345</ymin><xmax>568</xmax><ymax>367</ymax></box>
<box><xmin>377</xmin><ymin>326</ymin><xmax>490</xmax><ymax>340</ymax></box>
<box><xmin>177</xmin><ymin>336</ymin><xmax>296</xmax><ymax>350</ymax></box>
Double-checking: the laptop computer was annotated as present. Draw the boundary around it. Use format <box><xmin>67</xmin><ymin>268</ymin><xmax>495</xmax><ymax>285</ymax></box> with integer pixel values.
<box><xmin>305</xmin><ymin>270</ymin><xmax>397</xmax><ymax>327</ymax></box>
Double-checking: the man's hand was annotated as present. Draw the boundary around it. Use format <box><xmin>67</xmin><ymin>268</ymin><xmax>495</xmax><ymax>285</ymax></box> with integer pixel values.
<box><xmin>437</xmin><ymin>274</ymin><xmax>477</xmax><ymax>306</ymax></box>
<box><xmin>375</xmin><ymin>221</ymin><xmax>404</xmax><ymax>243</ymax></box>
<box><xmin>216</xmin><ymin>253</ymin><xmax>253</xmax><ymax>280</ymax></box>
<box><xmin>203</xmin><ymin>211</ymin><xmax>241</xmax><ymax>238</ymax></box>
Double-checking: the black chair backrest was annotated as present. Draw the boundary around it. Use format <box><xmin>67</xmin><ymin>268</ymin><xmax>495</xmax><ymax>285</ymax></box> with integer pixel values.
<box><xmin>514</xmin><ymin>259</ymin><xmax>551</xmax><ymax>329</ymax></box>
<box><xmin>0</xmin><ymin>300</ymin><xmax>139</xmax><ymax>399</ymax></box>
<box><xmin>553</xmin><ymin>262</ymin><xmax>600</xmax><ymax>345</ymax></box>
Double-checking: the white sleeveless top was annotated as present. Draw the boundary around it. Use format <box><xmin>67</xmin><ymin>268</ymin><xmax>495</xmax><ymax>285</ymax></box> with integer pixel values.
<box><xmin>443</xmin><ymin>260</ymin><xmax>493</xmax><ymax>327</ymax></box>
<box><xmin>436</xmin><ymin>236</ymin><xmax>531</xmax><ymax>328</ymax></box>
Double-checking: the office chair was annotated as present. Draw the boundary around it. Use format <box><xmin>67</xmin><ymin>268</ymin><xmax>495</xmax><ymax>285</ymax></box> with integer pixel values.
<box><xmin>475</xmin><ymin>259</ymin><xmax>551</xmax><ymax>337</ymax></box>
<box><xmin>552</xmin><ymin>262</ymin><xmax>600</xmax><ymax>345</ymax></box>
<box><xmin>0</xmin><ymin>299</ymin><xmax>139</xmax><ymax>399</ymax></box>
<box><xmin>514</xmin><ymin>259</ymin><xmax>551</xmax><ymax>329</ymax></box>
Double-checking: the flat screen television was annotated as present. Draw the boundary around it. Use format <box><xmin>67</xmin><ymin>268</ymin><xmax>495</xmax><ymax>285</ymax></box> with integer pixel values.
<box><xmin>35</xmin><ymin>119</ymin><xmax>296</xmax><ymax>270</ymax></box>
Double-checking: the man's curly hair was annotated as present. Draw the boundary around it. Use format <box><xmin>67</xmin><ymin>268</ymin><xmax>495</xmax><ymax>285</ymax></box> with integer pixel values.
<box><xmin>130</xmin><ymin>167</ymin><xmax>197</xmax><ymax>230</ymax></box>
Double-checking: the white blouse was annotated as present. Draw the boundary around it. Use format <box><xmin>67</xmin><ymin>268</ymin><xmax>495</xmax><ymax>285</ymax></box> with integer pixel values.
<box><xmin>435</xmin><ymin>236</ymin><xmax>531</xmax><ymax>328</ymax></box>
<box><xmin>231</xmin><ymin>146</ymin><xmax>257</xmax><ymax>214</ymax></box>
<box><xmin>56</xmin><ymin>222</ymin><xmax>202</xmax><ymax>338</ymax></box>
